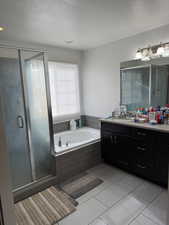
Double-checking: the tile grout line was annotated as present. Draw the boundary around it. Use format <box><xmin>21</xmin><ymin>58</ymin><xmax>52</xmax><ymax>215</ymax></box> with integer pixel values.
<box><xmin>141</xmin><ymin>213</ymin><xmax>162</xmax><ymax>225</ymax></box>
<box><xmin>77</xmin><ymin>184</ymin><xmax>112</xmax><ymax>205</ymax></box>
<box><xmin>92</xmin><ymin>177</ymin><xmax>145</xmax><ymax>209</ymax></box>
<box><xmin>127</xmin><ymin>189</ymin><xmax>164</xmax><ymax>225</ymax></box>
<box><xmin>58</xmin><ymin>164</ymin><xmax>166</xmax><ymax>225</ymax></box>
<box><xmin>77</xmin><ymin>180</ymin><xmax>115</xmax><ymax>205</ymax></box>
<box><xmin>85</xmin><ymin>171</ymin><xmax>147</xmax><ymax>225</ymax></box>
<box><xmin>88</xmin><ymin>187</ymin><xmax>142</xmax><ymax>225</ymax></box>
<box><xmin>87</xmin><ymin>180</ymin><xmax>164</xmax><ymax>225</ymax></box>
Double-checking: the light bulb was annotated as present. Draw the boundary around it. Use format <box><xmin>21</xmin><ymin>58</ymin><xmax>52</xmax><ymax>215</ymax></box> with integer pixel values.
<box><xmin>135</xmin><ymin>49</ymin><xmax>142</xmax><ymax>59</ymax></box>
<box><xmin>163</xmin><ymin>44</ymin><xmax>169</xmax><ymax>57</ymax></box>
<box><xmin>157</xmin><ymin>45</ymin><xmax>165</xmax><ymax>56</ymax></box>
<box><xmin>0</xmin><ymin>26</ymin><xmax>4</xmax><ymax>31</ymax></box>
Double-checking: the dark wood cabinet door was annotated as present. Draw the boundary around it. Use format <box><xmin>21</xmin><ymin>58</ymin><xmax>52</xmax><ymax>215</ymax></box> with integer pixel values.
<box><xmin>101</xmin><ymin>130</ymin><xmax>114</xmax><ymax>164</ymax></box>
<box><xmin>101</xmin><ymin>129</ymin><xmax>132</xmax><ymax>169</ymax></box>
<box><xmin>156</xmin><ymin>134</ymin><xmax>169</xmax><ymax>187</ymax></box>
<box><xmin>101</xmin><ymin>121</ymin><xmax>169</xmax><ymax>187</ymax></box>
<box><xmin>112</xmin><ymin>135</ymin><xmax>132</xmax><ymax>170</ymax></box>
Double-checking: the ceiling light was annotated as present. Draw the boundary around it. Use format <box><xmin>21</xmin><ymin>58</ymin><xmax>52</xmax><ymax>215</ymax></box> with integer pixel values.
<box><xmin>0</xmin><ymin>26</ymin><xmax>4</xmax><ymax>31</ymax></box>
<box><xmin>135</xmin><ymin>49</ymin><xmax>142</xmax><ymax>59</ymax></box>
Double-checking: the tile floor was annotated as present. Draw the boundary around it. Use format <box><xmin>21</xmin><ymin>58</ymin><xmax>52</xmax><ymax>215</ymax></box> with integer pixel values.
<box><xmin>56</xmin><ymin>163</ymin><xmax>168</xmax><ymax>225</ymax></box>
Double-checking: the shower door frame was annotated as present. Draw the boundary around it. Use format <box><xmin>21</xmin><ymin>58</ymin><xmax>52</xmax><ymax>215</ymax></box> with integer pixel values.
<box><xmin>19</xmin><ymin>50</ymin><xmax>54</xmax><ymax>184</ymax></box>
<box><xmin>0</xmin><ymin>44</ymin><xmax>54</xmax><ymax>191</ymax></box>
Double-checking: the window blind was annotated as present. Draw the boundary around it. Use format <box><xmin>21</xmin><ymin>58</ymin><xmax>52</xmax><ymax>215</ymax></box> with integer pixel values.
<box><xmin>48</xmin><ymin>62</ymin><xmax>80</xmax><ymax>122</ymax></box>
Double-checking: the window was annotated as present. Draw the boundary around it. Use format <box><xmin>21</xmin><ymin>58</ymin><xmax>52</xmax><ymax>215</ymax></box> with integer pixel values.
<box><xmin>48</xmin><ymin>62</ymin><xmax>80</xmax><ymax>122</ymax></box>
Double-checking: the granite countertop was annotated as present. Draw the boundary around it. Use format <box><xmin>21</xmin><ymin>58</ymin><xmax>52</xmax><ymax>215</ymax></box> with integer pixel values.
<box><xmin>101</xmin><ymin>118</ymin><xmax>169</xmax><ymax>133</ymax></box>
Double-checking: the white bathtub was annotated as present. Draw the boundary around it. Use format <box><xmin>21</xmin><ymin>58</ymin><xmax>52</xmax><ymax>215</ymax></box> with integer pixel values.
<box><xmin>54</xmin><ymin>127</ymin><xmax>100</xmax><ymax>154</ymax></box>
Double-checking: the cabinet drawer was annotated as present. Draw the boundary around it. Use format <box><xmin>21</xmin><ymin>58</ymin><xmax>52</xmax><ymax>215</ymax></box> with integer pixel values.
<box><xmin>101</xmin><ymin>122</ymin><xmax>131</xmax><ymax>135</ymax></box>
<box><xmin>133</xmin><ymin>160</ymin><xmax>154</xmax><ymax>179</ymax></box>
<box><xmin>134</xmin><ymin>142</ymin><xmax>153</xmax><ymax>155</ymax></box>
<box><xmin>133</xmin><ymin>141</ymin><xmax>154</xmax><ymax>165</ymax></box>
<box><xmin>132</xmin><ymin>128</ymin><xmax>154</xmax><ymax>141</ymax></box>
<box><xmin>136</xmin><ymin>144</ymin><xmax>148</xmax><ymax>152</ymax></box>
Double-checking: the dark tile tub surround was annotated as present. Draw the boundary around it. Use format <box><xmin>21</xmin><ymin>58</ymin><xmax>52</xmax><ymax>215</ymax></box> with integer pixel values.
<box><xmin>53</xmin><ymin>115</ymin><xmax>101</xmax><ymax>133</ymax></box>
<box><xmin>53</xmin><ymin>121</ymin><xmax>70</xmax><ymax>133</ymax></box>
<box><xmin>55</xmin><ymin>142</ymin><xmax>101</xmax><ymax>183</ymax></box>
<box><xmin>81</xmin><ymin>115</ymin><xmax>101</xmax><ymax>129</ymax></box>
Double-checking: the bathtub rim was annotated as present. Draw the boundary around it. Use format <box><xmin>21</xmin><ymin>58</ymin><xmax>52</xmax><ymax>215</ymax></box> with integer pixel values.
<box><xmin>53</xmin><ymin>127</ymin><xmax>100</xmax><ymax>157</ymax></box>
<box><xmin>51</xmin><ymin>126</ymin><xmax>101</xmax><ymax>157</ymax></box>
<box><xmin>53</xmin><ymin>139</ymin><xmax>100</xmax><ymax>157</ymax></box>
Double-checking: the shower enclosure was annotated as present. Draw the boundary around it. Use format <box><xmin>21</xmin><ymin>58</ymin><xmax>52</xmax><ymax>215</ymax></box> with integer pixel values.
<box><xmin>0</xmin><ymin>46</ymin><xmax>54</xmax><ymax>191</ymax></box>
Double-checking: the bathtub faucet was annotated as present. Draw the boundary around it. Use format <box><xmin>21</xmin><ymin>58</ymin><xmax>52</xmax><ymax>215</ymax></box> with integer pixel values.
<box><xmin>58</xmin><ymin>137</ymin><xmax>62</xmax><ymax>147</ymax></box>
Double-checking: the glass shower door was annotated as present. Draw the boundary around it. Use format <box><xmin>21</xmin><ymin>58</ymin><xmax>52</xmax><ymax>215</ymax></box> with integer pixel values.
<box><xmin>20</xmin><ymin>51</ymin><xmax>54</xmax><ymax>180</ymax></box>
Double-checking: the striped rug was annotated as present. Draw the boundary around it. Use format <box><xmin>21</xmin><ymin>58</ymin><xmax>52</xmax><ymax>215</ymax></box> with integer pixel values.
<box><xmin>15</xmin><ymin>186</ymin><xmax>76</xmax><ymax>225</ymax></box>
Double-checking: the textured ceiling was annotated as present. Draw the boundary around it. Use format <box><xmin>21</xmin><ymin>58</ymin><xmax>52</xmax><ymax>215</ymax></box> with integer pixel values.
<box><xmin>0</xmin><ymin>0</ymin><xmax>169</xmax><ymax>49</ymax></box>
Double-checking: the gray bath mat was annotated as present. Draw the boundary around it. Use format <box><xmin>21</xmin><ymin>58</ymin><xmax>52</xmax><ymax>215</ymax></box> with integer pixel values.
<box><xmin>15</xmin><ymin>186</ymin><xmax>76</xmax><ymax>225</ymax></box>
<box><xmin>60</xmin><ymin>172</ymin><xmax>103</xmax><ymax>199</ymax></box>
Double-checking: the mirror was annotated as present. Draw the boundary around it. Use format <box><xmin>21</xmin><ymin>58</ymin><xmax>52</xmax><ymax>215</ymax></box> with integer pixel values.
<box><xmin>120</xmin><ymin>58</ymin><xmax>169</xmax><ymax>111</ymax></box>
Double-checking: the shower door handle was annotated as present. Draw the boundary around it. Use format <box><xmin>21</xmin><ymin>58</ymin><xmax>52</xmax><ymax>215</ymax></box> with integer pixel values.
<box><xmin>17</xmin><ymin>115</ymin><xmax>24</xmax><ymax>128</ymax></box>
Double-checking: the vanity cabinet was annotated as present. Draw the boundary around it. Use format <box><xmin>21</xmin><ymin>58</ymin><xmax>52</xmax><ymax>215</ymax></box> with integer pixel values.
<box><xmin>101</xmin><ymin>123</ymin><xmax>133</xmax><ymax>171</ymax></box>
<box><xmin>101</xmin><ymin>121</ymin><xmax>169</xmax><ymax>187</ymax></box>
<box><xmin>156</xmin><ymin>134</ymin><xmax>169</xmax><ymax>186</ymax></box>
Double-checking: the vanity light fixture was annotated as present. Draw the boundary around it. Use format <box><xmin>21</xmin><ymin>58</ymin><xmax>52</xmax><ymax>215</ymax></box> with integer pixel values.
<box><xmin>135</xmin><ymin>41</ymin><xmax>169</xmax><ymax>61</ymax></box>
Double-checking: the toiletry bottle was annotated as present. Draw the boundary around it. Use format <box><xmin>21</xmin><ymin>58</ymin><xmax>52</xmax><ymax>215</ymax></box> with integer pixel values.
<box><xmin>70</xmin><ymin>119</ymin><xmax>77</xmax><ymax>130</ymax></box>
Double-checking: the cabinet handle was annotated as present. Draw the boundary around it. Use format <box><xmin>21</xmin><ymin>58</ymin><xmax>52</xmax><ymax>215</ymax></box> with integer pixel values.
<box><xmin>137</xmin><ymin>132</ymin><xmax>146</xmax><ymax>136</ymax></box>
<box><xmin>114</xmin><ymin>135</ymin><xmax>117</xmax><ymax>144</ymax></box>
<box><xmin>110</xmin><ymin>136</ymin><xmax>114</xmax><ymax>143</ymax></box>
<box><xmin>17</xmin><ymin>115</ymin><xmax>24</xmax><ymax>128</ymax></box>
<box><xmin>137</xmin><ymin>146</ymin><xmax>146</xmax><ymax>151</ymax></box>
<box><xmin>137</xmin><ymin>164</ymin><xmax>146</xmax><ymax>169</ymax></box>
